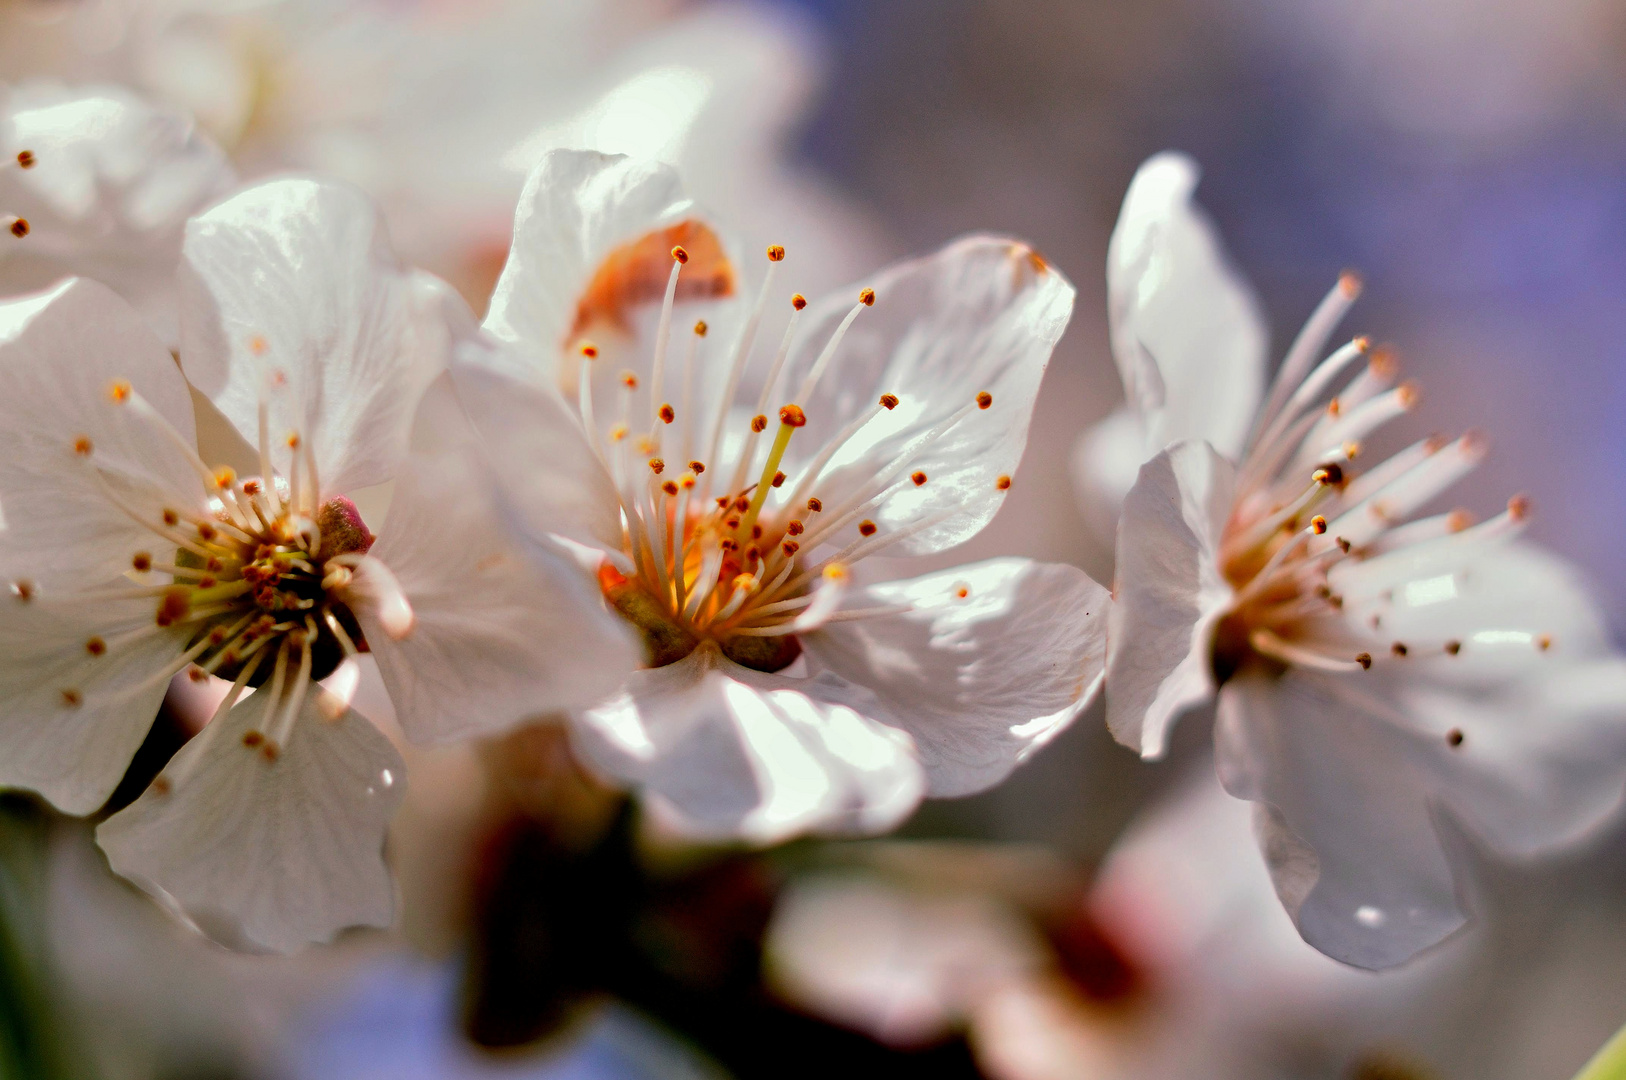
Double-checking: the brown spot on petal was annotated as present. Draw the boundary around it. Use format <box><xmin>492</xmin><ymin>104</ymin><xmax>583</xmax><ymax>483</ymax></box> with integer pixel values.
<box><xmin>570</xmin><ymin>221</ymin><xmax>735</xmax><ymax>341</ymax></box>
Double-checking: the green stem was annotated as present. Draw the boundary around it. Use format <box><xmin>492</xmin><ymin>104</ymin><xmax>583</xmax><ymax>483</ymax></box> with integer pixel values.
<box><xmin>1573</xmin><ymin>1021</ymin><xmax>1626</xmax><ymax>1080</ymax></box>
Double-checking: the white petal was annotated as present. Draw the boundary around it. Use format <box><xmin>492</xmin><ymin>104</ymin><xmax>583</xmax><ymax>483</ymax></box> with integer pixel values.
<box><xmin>0</xmin><ymin>81</ymin><xmax>235</xmax><ymax>345</ymax></box>
<box><xmin>1108</xmin><ymin>152</ymin><xmax>1266</xmax><ymax>458</ymax></box>
<box><xmin>569</xmin><ymin>641</ymin><xmax>924</xmax><ymax>844</ymax></box>
<box><xmin>775</xmin><ymin>236</ymin><xmax>1075</xmax><ymax>556</ymax></box>
<box><xmin>483</xmin><ymin>148</ymin><xmax>698</xmax><ymax>367</ymax></box>
<box><xmin>1215</xmin><ymin>672</ymin><xmax>1467</xmax><ymax>969</ymax></box>
<box><xmin>0</xmin><ymin>594</ymin><xmax>187</xmax><ymax>814</ymax></box>
<box><xmin>1069</xmin><ymin>405</ymin><xmax>1149</xmax><ymax>551</ymax></box>
<box><xmin>444</xmin><ymin>361</ymin><xmax>625</xmax><ymax>553</ymax></box>
<box><xmin>97</xmin><ymin>693</ymin><xmax>405</xmax><ymax>955</ymax></box>
<box><xmin>802</xmin><ymin>558</ymin><xmax>1108</xmax><ymax>797</ymax></box>
<box><xmin>358</xmin><ymin>445</ymin><xmax>640</xmax><ymax>745</ymax></box>
<box><xmin>0</xmin><ymin>278</ymin><xmax>202</xmax><ymax>589</ymax></box>
<box><xmin>1104</xmin><ymin>440</ymin><xmax>1237</xmax><ymax>758</ymax></box>
<box><xmin>177</xmin><ymin>177</ymin><xmax>458</xmax><ymax>495</ymax></box>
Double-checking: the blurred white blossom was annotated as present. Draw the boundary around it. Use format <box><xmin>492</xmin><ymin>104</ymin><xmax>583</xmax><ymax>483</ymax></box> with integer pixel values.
<box><xmin>439</xmin><ymin>148</ymin><xmax>1107</xmax><ymax>843</ymax></box>
<box><xmin>0</xmin><ymin>0</ymin><xmax>884</xmax><ymax>303</ymax></box>
<box><xmin>1078</xmin><ymin>151</ymin><xmax>1626</xmax><ymax>968</ymax></box>
<box><xmin>0</xmin><ymin>80</ymin><xmax>234</xmax><ymax>343</ymax></box>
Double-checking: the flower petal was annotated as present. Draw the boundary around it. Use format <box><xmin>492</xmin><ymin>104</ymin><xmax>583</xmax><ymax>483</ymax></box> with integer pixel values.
<box><xmin>97</xmin><ymin>693</ymin><xmax>405</xmax><ymax>954</ymax></box>
<box><xmin>773</xmin><ymin>235</ymin><xmax>1074</xmax><ymax>556</ymax></box>
<box><xmin>569</xmin><ymin>641</ymin><xmax>924</xmax><ymax>844</ymax></box>
<box><xmin>444</xmin><ymin>360</ymin><xmax>625</xmax><ymax>553</ymax></box>
<box><xmin>357</xmin><ymin>444</ymin><xmax>640</xmax><ymax>745</ymax></box>
<box><xmin>1069</xmin><ymin>405</ymin><xmax>1148</xmax><ymax>552</ymax></box>
<box><xmin>1104</xmin><ymin>440</ymin><xmax>1237</xmax><ymax>759</ymax></box>
<box><xmin>177</xmin><ymin>176</ymin><xmax>457</xmax><ymax>495</ymax></box>
<box><xmin>0</xmin><ymin>81</ymin><xmax>236</xmax><ymax>344</ymax></box>
<box><xmin>1215</xmin><ymin>672</ymin><xmax>1467</xmax><ymax>970</ymax></box>
<box><xmin>802</xmin><ymin>558</ymin><xmax>1108</xmax><ymax>797</ymax></box>
<box><xmin>1107</xmin><ymin>152</ymin><xmax>1266</xmax><ymax>459</ymax></box>
<box><xmin>0</xmin><ymin>278</ymin><xmax>202</xmax><ymax>589</ymax></box>
<box><xmin>0</xmin><ymin>594</ymin><xmax>187</xmax><ymax>814</ymax></box>
<box><xmin>484</xmin><ymin>148</ymin><xmax>702</xmax><ymax>368</ymax></box>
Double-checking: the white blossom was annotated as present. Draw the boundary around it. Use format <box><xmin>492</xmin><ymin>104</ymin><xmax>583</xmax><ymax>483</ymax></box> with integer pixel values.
<box><xmin>0</xmin><ymin>175</ymin><xmax>635</xmax><ymax>951</ymax></box>
<box><xmin>1082</xmin><ymin>152</ymin><xmax>1626</xmax><ymax>968</ymax></box>
<box><xmin>444</xmin><ymin>148</ymin><xmax>1108</xmax><ymax>843</ymax></box>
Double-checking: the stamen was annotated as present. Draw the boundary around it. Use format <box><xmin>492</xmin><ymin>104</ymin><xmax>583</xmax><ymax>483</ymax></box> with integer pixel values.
<box><xmin>701</xmin><ymin>248</ymin><xmax>785</xmax><ymax>496</ymax></box>
<box><xmin>645</xmin><ymin>250</ymin><xmax>686</xmax><ymax>449</ymax></box>
<box><xmin>792</xmin><ymin>290</ymin><xmax>873</xmax><ymax>404</ymax></box>
<box><xmin>1251</xmin><ymin>272</ymin><xmax>1362</xmax><ymax>445</ymax></box>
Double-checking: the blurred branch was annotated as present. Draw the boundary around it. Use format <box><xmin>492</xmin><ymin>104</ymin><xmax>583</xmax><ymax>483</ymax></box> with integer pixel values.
<box><xmin>0</xmin><ymin>797</ymin><xmax>83</xmax><ymax>1080</ymax></box>
<box><xmin>1572</xmin><ymin>1021</ymin><xmax>1626</xmax><ymax>1080</ymax></box>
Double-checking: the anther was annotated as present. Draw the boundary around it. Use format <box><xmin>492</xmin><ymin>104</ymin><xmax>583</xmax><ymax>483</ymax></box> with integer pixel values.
<box><xmin>786</xmin><ymin>520</ymin><xmax>804</xmax><ymax>535</ymax></box>
<box><xmin>621</xmin><ymin>372</ymin><xmax>639</xmax><ymax>389</ymax></box>
<box><xmin>580</xmin><ymin>342</ymin><xmax>599</xmax><ymax>359</ymax></box>
<box><xmin>1397</xmin><ymin>381</ymin><xmax>1421</xmax><ymax>409</ymax></box>
<box><xmin>724</xmin><ymin>516</ymin><xmax>742</xmax><ymax>530</ymax></box>
<box><xmin>671</xmin><ymin>245</ymin><xmax>689</xmax><ymax>264</ymax></box>
<box><xmin>662</xmin><ymin>480</ymin><xmax>679</xmax><ymax>496</ymax></box>
<box><xmin>694</xmin><ymin>321</ymin><xmax>708</xmax><ymax>336</ymax></box>
<box><xmin>108</xmin><ymin>379</ymin><xmax>132</xmax><ymax>404</ymax></box>
<box><xmin>1336</xmin><ymin>537</ymin><xmax>1352</xmax><ymax>553</ymax></box>
<box><xmin>16</xmin><ymin>150</ymin><xmax>35</xmax><ymax>168</ymax></box>
<box><xmin>996</xmin><ymin>475</ymin><xmax>1012</xmax><ymax>491</ymax></box>
<box><xmin>247</xmin><ymin>335</ymin><xmax>269</xmax><ymax>356</ymax></box>
<box><xmin>751</xmin><ymin>524</ymin><xmax>764</xmax><ymax>539</ymax></box>
<box><xmin>859</xmin><ymin>520</ymin><xmax>877</xmax><ymax>537</ymax></box>
<box><xmin>1310</xmin><ymin>516</ymin><xmax>1327</xmax><ymax>534</ymax></box>
<box><xmin>733</xmin><ymin>495</ymin><xmax>751</xmax><ymax>513</ymax></box>
<box><xmin>689</xmin><ymin>461</ymin><xmax>705</xmax><ymax>474</ymax></box>
<box><xmin>716</xmin><ymin>496</ymin><xmax>730</xmax><ymax>509</ymax></box>
<box><xmin>1445</xmin><ymin>640</ymin><xmax>1462</xmax><ymax>655</ymax></box>
<box><xmin>976</xmin><ymin>391</ymin><xmax>993</xmax><ymax>409</ymax></box>
<box><xmin>242</xmin><ymin>731</ymin><xmax>263</xmax><ymax>749</ymax></box>
<box><xmin>187</xmin><ymin>665</ymin><xmax>207</xmax><ymax>682</ymax></box>
<box><xmin>73</xmin><ymin>436</ymin><xmax>93</xmax><ymax>456</ymax></box>
<box><xmin>1446</xmin><ymin>728</ymin><xmax>1465</xmax><ymax>747</ymax></box>
<box><xmin>155</xmin><ymin>589</ymin><xmax>190</xmax><ymax>627</ymax></box>
<box><xmin>767</xmin><ymin>245</ymin><xmax>786</xmax><ymax>262</ymax></box>
<box><xmin>609</xmin><ymin>424</ymin><xmax>628</xmax><ymax>442</ymax></box>
<box><xmin>772</xmin><ymin>471</ymin><xmax>786</xmax><ymax>488</ymax></box>
<box><xmin>1508</xmin><ymin>494</ymin><xmax>1531</xmax><ymax>521</ymax></box>
<box><xmin>779</xmin><ymin>404</ymin><xmax>807</xmax><ymax>428</ymax></box>
<box><xmin>954</xmin><ymin>584</ymin><xmax>970</xmax><ymax>599</ymax></box>
<box><xmin>151</xmin><ymin>776</ymin><xmax>171</xmax><ymax>795</ymax></box>
<box><xmin>242</xmin><ymin>479</ymin><xmax>262</xmax><ymax>496</ymax></box>
<box><xmin>781</xmin><ymin>540</ymin><xmax>800</xmax><ymax>557</ymax></box>
<box><xmin>1339</xmin><ymin>270</ymin><xmax>1363</xmax><ymax>299</ymax></box>
<box><xmin>911</xmin><ymin>471</ymin><xmax>927</xmax><ymax>486</ymax></box>
<box><xmin>1537</xmin><ymin>634</ymin><xmax>1553</xmax><ymax>652</ymax></box>
<box><xmin>1391</xmin><ymin>642</ymin><xmax>1408</xmax><ymax>657</ymax></box>
<box><xmin>9</xmin><ymin>218</ymin><xmax>28</xmax><ymax>238</ymax></box>
<box><xmin>131</xmin><ymin>552</ymin><xmax>152</xmax><ymax>571</ymax></box>
<box><xmin>10</xmin><ymin>580</ymin><xmax>34</xmax><ymax>602</ymax></box>
<box><xmin>879</xmin><ymin>394</ymin><xmax>899</xmax><ymax>410</ymax></box>
<box><xmin>162</xmin><ymin>509</ymin><xmax>180</xmax><ymax>526</ymax></box>
<box><xmin>1314</xmin><ymin>463</ymin><xmax>1344</xmax><ymax>486</ymax></box>
<box><xmin>213</xmin><ymin>466</ymin><xmax>236</xmax><ymax>489</ymax></box>
<box><xmin>196</xmin><ymin>523</ymin><xmax>217</xmax><ymax>541</ymax></box>
<box><xmin>60</xmin><ymin>689</ymin><xmax>81</xmax><ymax>708</ymax></box>
<box><xmin>648</xmin><ymin>458</ymin><xmax>665</xmax><ymax>475</ymax></box>
<box><xmin>85</xmin><ymin>637</ymin><xmax>106</xmax><ymax>657</ymax></box>
<box><xmin>1356</xmin><ymin>652</ymin><xmax>1373</xmax><ymax>670</ymax></box>
<box><xmin>792</xmin><ymin>294</ymin><xmax>807</xmax><ymax>311</ymax></box>
<box><xmin>807</xmin><ymin>498</ymin><xmax>822</xmax><ymax>513</ymax></box>
<box><xmin>286</xmin><ymin>431</ymin><xmax>301</xmax><ymax>450</ymax></box>
<box><xmin>859</xmin><ymin>288</ymin><xmax>876</xmax><ymax>306</ymax></box>
<box><xmin>751</xmin><ymin>414</ymin><xmax>768</xmax><ymax>433</ymax></box>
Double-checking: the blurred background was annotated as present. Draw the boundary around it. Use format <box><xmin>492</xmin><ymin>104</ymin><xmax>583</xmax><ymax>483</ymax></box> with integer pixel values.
<box><xmin>4</xmin><ymin>0</ymin><xmax>1626</xmax><ymax>1078</ymax></box>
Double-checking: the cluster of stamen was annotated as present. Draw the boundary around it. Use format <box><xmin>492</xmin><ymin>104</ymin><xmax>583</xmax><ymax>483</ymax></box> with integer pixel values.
<box><xmin>582</xmin><ymin>244</ymin><xmax>1007</xmax><ymax>672</ymax></box>
<box><xmin>9</xmin><ymin>368</ymin><xmax>408</xmax><ymax>781</ymax></box>
<box><xmin>5</xmin><ymin>148</ymin><xmax>36</xmax><ymax>238</ymax></box>
<box><xmin>1211</xmin><ymin>274</ymin><xmax>1545</xmax><ymax>747</ymax></box>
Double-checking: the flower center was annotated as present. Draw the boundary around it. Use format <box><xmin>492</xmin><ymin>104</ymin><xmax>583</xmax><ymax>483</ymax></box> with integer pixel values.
<box><xmin>574</xmin><ymin>241</ymin><xmax>1001</xmax><ymax>672</ymax></box>
<box><xmin>1207</xmin><ymin>275</ymin><xmax>1541</xmax><ymax>687</ymax></box>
